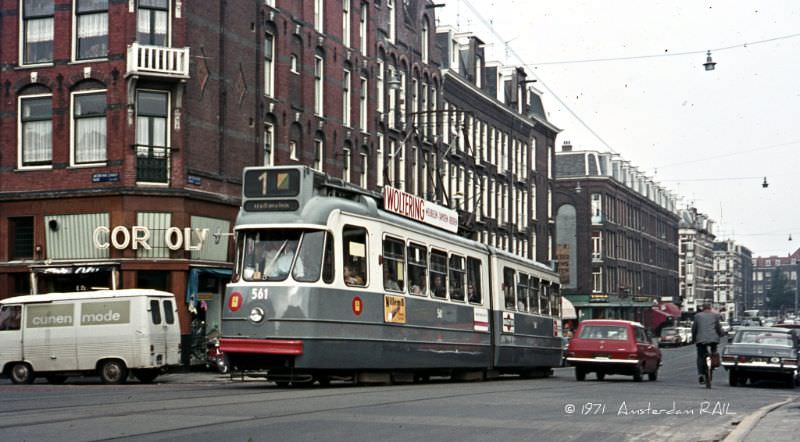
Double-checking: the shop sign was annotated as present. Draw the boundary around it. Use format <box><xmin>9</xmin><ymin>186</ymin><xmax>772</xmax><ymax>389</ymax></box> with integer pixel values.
<box><xmin>556</xmin><ymin>244</ymin><xmax>570</xmax><ymax>284</ymax></box>
<box><xmin>93</xmin><ymin>226</ymin><xmax>209</xmax><ymax>251</ymax></box>
<box><xmin>590</xmin><ymin>293</ymin><xmax>609</xmax><ymax>303</ymax></box>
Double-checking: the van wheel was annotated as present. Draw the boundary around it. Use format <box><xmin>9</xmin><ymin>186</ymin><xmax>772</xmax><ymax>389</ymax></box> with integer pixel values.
<box><xmin>99</xmin><ymin>360</ymin><xmax>128</xmax><ymax>384</ymax></box>
<box><xmin>10</xmin><ymin>363</ymin><xmax>35</xmax><ymax>384</ymax></box>
<box><xmin>133</xmin><ymin>369</ymin><xmax>159</xmax><ymax>384</ymax></box>
<box><xmin>575</xmin><ymin>367</ymin><xmax>586</xmax><ymax>381</ymax></box>
<box><xmin>45</xmin><ymin>375</ymin><xmax>68</xmax><ymax>384</ymax></box>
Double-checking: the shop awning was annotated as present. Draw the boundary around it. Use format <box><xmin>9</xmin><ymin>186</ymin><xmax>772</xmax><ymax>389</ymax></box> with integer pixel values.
<box><xmin>561</xmin><ymin>297</ymin><xmax>577</xmax><ymax>320</ymax></box>
<box><xmin>645</xmin><ymin>302</ymin><xmax>682</xmax><ymax>329</ymax></box>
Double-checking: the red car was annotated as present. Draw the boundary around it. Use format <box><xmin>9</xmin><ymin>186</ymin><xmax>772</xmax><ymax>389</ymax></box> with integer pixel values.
<box><xmin>566</xmin><ymin>320</ymin><xmax>662</xmax><ymax>382</ymax></box>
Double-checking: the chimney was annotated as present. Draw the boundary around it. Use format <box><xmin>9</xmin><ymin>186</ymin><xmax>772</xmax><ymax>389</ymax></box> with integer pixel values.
<box><xmin>561</xmin><ymin>140</ymin><xmax>572</xmax><ymax>152</ymax></box>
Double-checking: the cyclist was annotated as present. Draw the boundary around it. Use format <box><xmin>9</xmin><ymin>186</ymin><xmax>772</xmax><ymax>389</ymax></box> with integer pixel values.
<box><xmin>692</xmin><ymin>303</ymin><xmax>724</xmax><ymax>385</ymax></box>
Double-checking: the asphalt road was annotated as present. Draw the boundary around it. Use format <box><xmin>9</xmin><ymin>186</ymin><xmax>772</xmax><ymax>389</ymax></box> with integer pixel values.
<box><xmin>0</xmin><ymin>345</ymin><xmax>795</xmax><ymax>442</ymax></box>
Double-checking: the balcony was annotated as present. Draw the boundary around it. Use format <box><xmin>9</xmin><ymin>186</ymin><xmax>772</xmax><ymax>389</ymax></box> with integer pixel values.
<box><xmin>135</xmin><ymin>145</ymin><xmax>171</xmax><ymax>184</ymax></box>
<box><xmin>127</xmin><ymin>43</ymin><xmax>190</xmax><ymax>80</ymax></box>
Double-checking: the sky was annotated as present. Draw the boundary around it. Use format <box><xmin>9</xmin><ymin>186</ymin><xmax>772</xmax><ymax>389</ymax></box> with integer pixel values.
<box><xmin>435</xmin><ymin>0</ymin><xmax>800</xmax><ymax>257</ymax></box>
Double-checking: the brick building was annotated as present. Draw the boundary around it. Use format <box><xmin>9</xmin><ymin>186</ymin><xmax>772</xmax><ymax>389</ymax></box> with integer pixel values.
<box><xmin>678</xmin><ymin>207</ymin><xmax>716</xmax><ymax>314</ymax></box>
<box><xmin>554</xmin><ymin>145</ymin><xmax>680</xmax><ymax>324</ymax></box>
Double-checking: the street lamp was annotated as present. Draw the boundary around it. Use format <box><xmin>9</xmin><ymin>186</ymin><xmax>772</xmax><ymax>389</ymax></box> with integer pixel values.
<box><xmin>703</xmin><ymin>50</ymin><xmax>716</xmax><ymax>71</ymax></box>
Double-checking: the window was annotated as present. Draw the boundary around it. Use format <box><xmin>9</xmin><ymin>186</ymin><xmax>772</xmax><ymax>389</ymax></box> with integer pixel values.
<box><xmin>343</xmin><ymin>68</ymin><xmax>351</xmax><ymax>126</ymax></box>
<box><xmin>9</xmin><ymin>217</ymin><xmax>34</xmax><ymax>260</ymax></box>
<box><xmin>137</xmin><ymin>0</ymin><xmax>168</xmax><ymax>46</ymax></box>
<box><xmin>163</xmin><ymin>300</ymin><xmax>175</xmax><ymax>324</ymax></box>
<box><xmin>383</xmin><ymin>236</ymin><xmax>405</xmax><ymax>292</ymax></box>
<box><xmin>376</xmin><ymin>57</ymin><xmax>384</xmax><ymax>115</ymax></box>
<box><xmin>517</xmin><ymin>273</ymin><xmax>529</xmax><ymax>312</ymax></box>
<box><xmin>0</xmin><ymin>306</ymin><xmax>22</xmax><ymax>331</ymax></box>
<box><xmin>592</xmin><ymin>231</ymin><xmax>602</xmax><ymax>260</ymax></box>
<box><xmin>289</xmin><ymin>141</ymin><xmax>298</xmax><ymax>161</ymax></box>
<box><xmin>72</xmin><ymin>91</ymin><xmax>107</xmax><ymax>165</ymax></box>
<box><xmin>19</xmin><ymin>95</ymin><xmax>53</xmax><ymax>168</ymax></box>
<box><xmin>466</xmin><ymin>257</ymin><xmax>482</xmax><ymax>304</ymax></box>
<box><xmin>359</xmin><ymin>76</ymin><xmax>368</xmax><ymax>131</ymax></box>
<box><xmin>343</xmin><ymin>226</ymin><xmax>367</xmax><ymax>287</ymax></box>
<box><xmin>135</xmin><ymin>90</ymin><xmax>169</xmax><ymax>182</ymax></box>
<box><xmin>377</xmin><ymin>132</ymin><xmax>384</xmax><ymax>187</ymax></box>
<box><xmin>22</xmin><ymin>0</ymin><xmax>54</xmax><ymax>64</ymax></box>
<box><xmin>449</xmin><ymin>255</ymin><xmax>465</xmax><ymax>302</ymax></box>
<box><xmin>75</xmin><ymin>0</ymin><xmax>108</xmax><ymax>60</ymax></box>
<box><xmin>264</xmin><ymin>34</ymin><xmax>274</xmax><ymax>97</ymax></box>
<box><xmin>529</xmin><ymin>277</ymin><xmax>540</xmax><ymax>313</ymax></box>
<box><xmin>264</xmin><ymin>123</ymin><xmax>274</xmax><ymax>165</ymax></box>
<box><xmin>290</xmin><ymin>54</ymin><xmax>299</xmax><ymax>74</ymax></box>
<box><xmin>150</xmin><ymin>299</ymin><xmax>162</xmax><ymax>324</ymax></box>
<box><xmin>322</xmin><ymin>232</ymin><xmax>335</xmax><ymax>283</ymax></box>
<box><xmin>313</xmin><ymin>138</ymin><xmax>324</xmax><ymax>171</ymax></box>
<box><xmin>314</xmin><ymin>55</ymin><xmax>324</xmax><ymax>115</ymax></box>
<box><xmin>407</xmin><ymin>243</ymin><xmax>427</xmax><ymax>296</ymax></box>
<box><xmin>503</xmin><ymin>267</ymin><xmax>516</xmax><ymax>310</ymax></box>
<box><xmin>430</xmin><ymin>249</ymin><xmax>447</xmax><ymax>298</ymax></box>
<box><xmin>359</xmin><ymin>2</ymin><xmax>367</xmax><ymax>56</ymax></box>
<box><xmin>387</xmin><ymin>0</ymin><xmax>395</xmax><ymax>43</ymax></box>
<box><xmin>421</xmin><ymin>17</ymin><xmax>429</xmax><ymax>63</ymax></box>
<box><xmin>342</xmin><ymin>147</ymin><xmax>351</xmax><ymax>181</ymax></box>
<box><xmin>359</xmin><ymin>152</ymin><xmax>367</xmax><ymax>188</ymax></box>
<box><xmin>540</xmin><ymin>283</ymin><xmax>551</xmax><ymax>315</ymax></box>
<box><xmin>342</xmin><ymin>0</ymin><xmax>350</xmax><ymax>47</ymax></box>
<box><xmin>314</xmin><ymin>0</ymin><xmax>324</xmax><ymax>32</ymax></box>
<box><xmin>293</xmin><ymin>230</ymin><xmax>326</xmax><ymax>282</ymax></box>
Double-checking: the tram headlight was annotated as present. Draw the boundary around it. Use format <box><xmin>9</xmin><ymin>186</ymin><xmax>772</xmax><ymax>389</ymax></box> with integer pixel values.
<box><xmin>249</xmin><ymin>307</ymin><xmax>265</xmax><ymax>323</ymax></box>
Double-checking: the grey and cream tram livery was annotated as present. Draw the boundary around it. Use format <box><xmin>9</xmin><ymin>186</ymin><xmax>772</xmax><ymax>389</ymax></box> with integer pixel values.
<box><xmin>220</xmin><ymin>165</ymin><xmax>562</xmax><ymax>384</ymax></box>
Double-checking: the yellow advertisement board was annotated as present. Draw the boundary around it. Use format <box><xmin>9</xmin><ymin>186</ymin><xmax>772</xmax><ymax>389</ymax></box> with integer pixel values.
<box><xmin>384</xmin><ymin>295</ymin><xmax>406</xmax><ymax>324</ymax></box>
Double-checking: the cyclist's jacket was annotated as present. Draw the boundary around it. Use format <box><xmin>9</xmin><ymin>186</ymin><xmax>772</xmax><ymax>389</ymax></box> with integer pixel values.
<box><xmin>692</xmin><ymin>311</ymin><xmax>723</xmax><ymax>344</ymax></box>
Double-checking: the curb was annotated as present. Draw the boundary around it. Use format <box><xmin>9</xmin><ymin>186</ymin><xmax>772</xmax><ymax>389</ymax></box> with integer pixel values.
<box><xmin>723</xmin><ymin>397</ymin><xmax>795</xmax><ymax>442</ymax></box>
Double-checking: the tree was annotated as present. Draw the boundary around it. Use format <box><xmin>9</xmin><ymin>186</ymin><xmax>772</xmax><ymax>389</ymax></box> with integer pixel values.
<box><xmin>766</xmin><ymin>268</ymin><xmax>795</xmax><ymax>314</ymax></box>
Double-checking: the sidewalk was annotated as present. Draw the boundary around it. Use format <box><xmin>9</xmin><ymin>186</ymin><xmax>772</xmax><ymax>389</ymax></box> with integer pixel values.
<box><xmin>725</xmin><ymin>396</ymin><xmax>800</xmax><ymax>442</ymax></box>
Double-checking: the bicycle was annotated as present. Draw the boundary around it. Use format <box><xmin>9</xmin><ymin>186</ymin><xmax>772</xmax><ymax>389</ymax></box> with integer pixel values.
<box><xmin>699</xmin><ymin>343</ymin><xmax>719</xmax><ymax>389</ymax></box>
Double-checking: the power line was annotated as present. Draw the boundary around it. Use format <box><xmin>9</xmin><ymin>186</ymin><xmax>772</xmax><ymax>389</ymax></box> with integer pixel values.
<box><xmin>659</xmin><ymin>176</ymin><xmax>764</xmax><ymax>183</ymax></box>
<box><xmin>524</xmin><ymin>32</ymin><xmax>800</xmax><ymax>66</ymax></box>
<box><xmin>655</xmin><ymin>139</ymin><xmax>800</xmax><ymax>170</ymax></box>
<box><xmin>458</xmin><ymin>0</ymin><xmax>618</xmax><ymax>154</ymax></box>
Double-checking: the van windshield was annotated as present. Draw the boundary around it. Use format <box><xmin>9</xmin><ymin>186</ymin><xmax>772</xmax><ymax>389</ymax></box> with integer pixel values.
<box><xmin>238</xmin><ymin>229</ymin><xmax>327</xmax><ymax>282</ymax></box>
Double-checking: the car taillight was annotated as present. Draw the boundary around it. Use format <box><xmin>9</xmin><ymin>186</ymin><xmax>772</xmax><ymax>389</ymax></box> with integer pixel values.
<box><xmin>738</xmin><ymin>356</ymin><xmax>747</xmax><ymax>363</ymax></box>
<box><xmin>784</xmin><ymin>358</ymin><xmax>798</xmax><ymax>365</ymax></box>
<box><xmin>722</xmin><ymin>356</ymin><xmax>735</xmax><ymax>363</ymax></box>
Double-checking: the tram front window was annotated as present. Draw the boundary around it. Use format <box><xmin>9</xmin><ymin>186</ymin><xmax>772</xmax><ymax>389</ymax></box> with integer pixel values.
<box><xmin>240</xmin><ymin>229</ymin><xmax>313</xmax><ymax>282</ymax></box>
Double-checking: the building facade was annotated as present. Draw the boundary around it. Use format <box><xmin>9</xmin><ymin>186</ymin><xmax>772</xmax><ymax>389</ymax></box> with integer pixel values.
<box><xmin>678</xmin><ymin>208</ymin><xmax>716</xmax><ymax>314</ymax></box>
<box><xmin>554</xmin><ymin>145</ymin><xmax>679</xmax><ymax>324</ymax></box>
<box><xmin>712</xmin><ymin>240</ymin><xmax>752</xmax><ymax>321</ymax></box>
<box><xmin>751</xmin><ymin>248</ymin><xmax>800</xmax><ymax>317</ymax></box>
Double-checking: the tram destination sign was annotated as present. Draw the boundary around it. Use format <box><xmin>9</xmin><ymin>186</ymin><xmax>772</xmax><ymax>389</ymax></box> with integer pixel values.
<box><xmin>383</xmin><ymin>186</ymin><xmax>458</xmax><ymax>233</ymax></box>
<box><xmin>243</xmin><ymin>168</ymin><xmax>300</xmax><ymax>199</ymax></box>
<box><xmin>244</xmin><ymin>199</ymin><xmax>299</xmax><ymax>212</ymax></box>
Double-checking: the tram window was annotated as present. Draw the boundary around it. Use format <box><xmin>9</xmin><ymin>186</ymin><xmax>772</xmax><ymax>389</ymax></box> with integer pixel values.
<box><xmin>322</xmin><ymin>232</ymin><xmax>335</xmax><ymax>284</ymax></box>
<box><xmin>293</xmin><ymin>230</ymin><xmax>326</xmax><ymax>282</ymax></box>
<box><xmin>407</xmin><ymin>243</ymin><xmax>427</xmax><ymax>296</ymax></box>
<box><xmin>503</xmin><ymin>267</ymin><xmax>516</xmax><ymax>310</ymax></box>
<box><xmin>541</xmin><ymin>283</ymin><xmax>551</xmax><ymax>315</ymax></box>
<box><xmin>241</xmin><ymin>230</ymin><xmax>301</xmax><ymax>281</ymax></box>
<box><xmin>343</xmin><ymin>226</ymin><xmax>368</xmax><ymax>287</ymax></box>
<box><xmin>529</xmin><ymin>277</ymin><xmax>541</xmax><ymax>314</ymax></box>
<box><xmin>449</xmin><ymin>255</ymin><xmax>465</xmax><ymax>302</ymax></box>
<box><xmin>466</xmin><ymin>257</ymin><xmax>482</xmax><ymax>304</ymax></box>
<box><xmin>551</xmin><ymin>283</ymin><xmax>561</xmax><ymax>317</ymax></box>
<box><xmin>382</xmin><ymin>236</ymin><xmax>405</xmax><ymax>292</ymax></box>
<box><xmin>517</xmin><ymin>273</ymin><xmax>529</xmax><ymax>312</ymax></box>
<box><xmin>429</xmin><ymin>249</ymin><xmax>448</xmax><ymax>298</ymax></box>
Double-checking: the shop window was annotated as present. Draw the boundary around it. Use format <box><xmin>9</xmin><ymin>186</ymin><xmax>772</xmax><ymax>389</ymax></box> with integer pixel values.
<box><xmin>429</xmin><ymin>249</ymin><xmax>447</xmax><ymax>298</ymax></box>
<box><xmin>407</xmin><ymin>243</ymin><xmax>427</xmax><ymax>296</ymax></box>
<box><xmin>449</xmin><ymin>255</ymin><xmax>465</xmax><ymax>302</ymax></box>
<box><xmin>466</xmin><ymin>257</ymin><xmax>482</xmax><ymax>304</ymax></box>
<box><xmin>503</xmin><ymin>267</ymin><xmax>516</xmax><ymax>310</ymax></box>
<box><xmin>382</xmin><ymin>236</ymin><xmax>405</xmax><ymax>292</ymax></box>
<box><xmin>343</xmin><ymin>226</ymin><xmax>367</xmax><ymax>286</ymax></box>
<box><xmin>138</xmin><ymin>271</ymin><xmax>169</xmax><ymax>290</ymax></box>
<box><xmin>9</xmin><ymin>217</ymin><xmax>34</xmax><ymax>259</ymax></box>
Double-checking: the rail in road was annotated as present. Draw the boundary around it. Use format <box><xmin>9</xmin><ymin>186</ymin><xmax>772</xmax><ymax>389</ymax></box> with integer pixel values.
<box><xmin>0</xmin><ymin>345</ymin><xmax>794</xmax><ymax>442</ymax></box>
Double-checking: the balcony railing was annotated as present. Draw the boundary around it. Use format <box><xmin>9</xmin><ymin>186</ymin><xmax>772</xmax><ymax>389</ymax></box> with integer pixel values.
<box><xmin>135</xmin><ymin>145</ymin><xmax>171</xmax><ymax>184</ymax></box>
<box><xmin>127</xmin><ymin>43</ymin><xmax>190</xmax><ymax>79</ymax></box>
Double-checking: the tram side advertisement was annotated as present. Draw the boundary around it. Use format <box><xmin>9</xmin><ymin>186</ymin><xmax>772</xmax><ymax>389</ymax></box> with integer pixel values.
<box><xmin>383</xmin><ymin>186</ymin><xmax>458</xmax><ymax>233</ymax></box>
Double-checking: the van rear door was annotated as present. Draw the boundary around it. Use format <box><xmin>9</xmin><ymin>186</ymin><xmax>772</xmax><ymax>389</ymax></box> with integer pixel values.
<box><xmin>161</xmin><ymin>299</ymin><xmax>180</xmax><ymax>365</ymax></box>
<box><xmin>0</xmin><ymin>305</ymin><xmax>23</xmax><ymax>367</ymax></box>
<box><xmin>147</xmin><ymin>298</ymin><xmax>180</xmax><ymax>366</ymax></box>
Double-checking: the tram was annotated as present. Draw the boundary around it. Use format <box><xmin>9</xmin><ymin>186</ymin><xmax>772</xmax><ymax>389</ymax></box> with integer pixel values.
<box><xmin>220</xmin><ymin>166</ymin><xmax>562</xmax><ymax>385</ymax></box>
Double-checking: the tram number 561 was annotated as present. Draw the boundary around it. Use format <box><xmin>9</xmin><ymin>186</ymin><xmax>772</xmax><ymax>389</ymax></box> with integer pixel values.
<box><xmin>251</xmin><ymin>288</ymin><xmax>269</xmax><ymax>300</ymax></box>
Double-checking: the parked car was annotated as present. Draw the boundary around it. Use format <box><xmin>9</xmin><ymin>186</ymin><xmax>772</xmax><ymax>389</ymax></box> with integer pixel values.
<box><xmin>659</xmin><ymin>327</ymin><xmax>683</xmax><ymax>347</ymax></box>
<box><xmin>566</xmin><ymin>320</ymin><xmax>662</xmax><ymax>382</ymax></box>
<box><xmin>677</xmin><ymin>326</ymin><xmax>693</xmax><ymax>344</ymax></box>
<box><xmin>720</xmin><ymin>321</ymin><xmax>731</xmax><ymax>334</ymax></box>
<box><xmin>721</xmin><ymin>327</ymin><xmax>800</xmax><ymax>388</ymax></box>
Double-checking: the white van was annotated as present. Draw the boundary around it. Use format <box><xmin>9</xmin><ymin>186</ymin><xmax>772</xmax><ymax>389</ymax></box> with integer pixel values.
<box><xmin>0</xmin><ymin>289</ymin><xmax>181</xmax><ymax>384</ymax></box>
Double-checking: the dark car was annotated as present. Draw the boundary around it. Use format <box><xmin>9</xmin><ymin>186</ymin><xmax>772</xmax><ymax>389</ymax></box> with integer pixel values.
<box><xmin>722</xmin><ymin>327</ymin><xmax>800</xmax><ymax>388</ymax></box>
<box><xmin>566</xmin><ymin>320</ymin><xmax>661</xmax><ymax>382</ymax></box>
